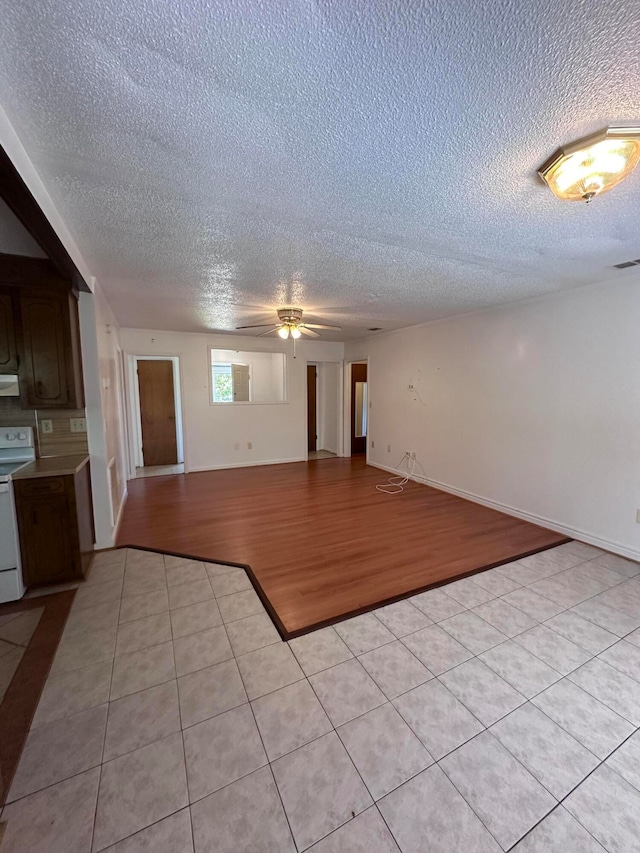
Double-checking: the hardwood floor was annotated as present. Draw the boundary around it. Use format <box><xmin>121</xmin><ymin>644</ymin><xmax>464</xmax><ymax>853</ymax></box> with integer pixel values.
<box><xmin>117</xmin><ymin>458</ymin><xmax>567</xmax><ymax>636</ymax></box>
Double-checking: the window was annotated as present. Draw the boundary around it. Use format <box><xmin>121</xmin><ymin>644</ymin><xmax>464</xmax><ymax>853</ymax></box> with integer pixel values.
<box><xmin>212</xmin><ymin>363</ymin><xmax>233</xmax><ymax>402</ymax></box>
<box><xmin>212</xmin><ymin>362</ymin><xmax>250</xmax><ymax>402</ymax></box>
<box><xmin>209</xmin><ymin>349</ymin><xmax>287</xmax><ymax>404</ymax></box>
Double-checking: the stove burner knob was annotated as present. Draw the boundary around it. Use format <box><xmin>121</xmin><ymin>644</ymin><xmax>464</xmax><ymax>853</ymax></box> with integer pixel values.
<box><xmin>6</xmin><ymin>433</ymin><xmax>16</xmax><ymax>441</ymax></box>
<box><xmin>17</xmin><ymin>432</ymin><xmax>27</xmax><ymax>440</ymax></box>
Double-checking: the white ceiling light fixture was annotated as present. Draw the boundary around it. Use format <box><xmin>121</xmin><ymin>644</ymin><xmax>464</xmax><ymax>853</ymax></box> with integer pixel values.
<box><xmin>538</xmin><ymin>126</ymin><xmax>640</xmax><ymax>203</ymax></box>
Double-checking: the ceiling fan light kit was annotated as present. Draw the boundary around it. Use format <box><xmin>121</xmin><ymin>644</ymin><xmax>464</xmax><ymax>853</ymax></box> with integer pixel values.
<box><xmin>538</xmin><ymin>125</ymin><xmax>640</xmax><ymax>203</ymax></box>
<box><xmin>236</xmin><ymin>307</ymin><xmax>342</xmax><ymax>340</ymax></box>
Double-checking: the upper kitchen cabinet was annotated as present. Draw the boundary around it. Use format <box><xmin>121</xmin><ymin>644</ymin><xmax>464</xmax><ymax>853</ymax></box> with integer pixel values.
<box><xmin>18</xmin><ymin>284</ymin><xmax>84</xmax><ymax>408</ymax></box>
<box><xmin>0</xmin><ymin>288</ymin><xmax>18</xmax><ymax>373</ymax></box>
<box><xmin>0</xmin><ymin>254</ymin><xmax>85</xmax><ymax>408</ymax></box>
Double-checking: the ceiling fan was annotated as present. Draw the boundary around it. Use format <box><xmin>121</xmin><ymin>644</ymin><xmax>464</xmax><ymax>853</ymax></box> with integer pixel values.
<box><xmin>236</xmin><ymin>308</ymin><xmax>342</xmax><ymax>339</ymax></box>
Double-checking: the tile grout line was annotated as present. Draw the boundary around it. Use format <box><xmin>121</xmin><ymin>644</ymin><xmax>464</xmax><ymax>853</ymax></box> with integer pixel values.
<box><xmin>14</xmin><ymin>638</ymin><xmax>635</xmax><ymax>847</ymax></box>
<box><xmin>426</xmin><ymin>660</ymin><xmax>640</xmax><ymax>849</ymax></box>
<box><xmin>90</xmin><ymin>549</ymin><xmax>129</xmax><ymax>853</ymax></box>
<box><xmin>165</xmin><ymin>553</ymin><xmax>198</xmax><ymax>853</ymax></box>
<box><xmin>502</xmin><ymin>720</ymin><xmax>640</xmax><ymax>851</ymax></box>
<box><xmin>300</xmin><ymin>670</ymin><xmax>388</xmax><ymax>851</ymax></box>
<box><xmin>229</xmin><ymin>631</ymin><xmax>301</xmax><ymax>850</ymax></box>
<box><xmin>12</xmin><ymin>544</ymin><xmax>640</xmax><ymax>851</ymax></box>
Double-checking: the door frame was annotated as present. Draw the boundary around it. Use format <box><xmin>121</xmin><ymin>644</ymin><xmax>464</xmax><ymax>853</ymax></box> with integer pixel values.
<box><xmin>124</xmin><ymin>354</ymin><xmax>186</xmax><ymax>478</ymax></box>
<box><xmin>343</xmin><ymin>360</ymin><xmax>369</xmax><ymax>460</ymax></box>
<box><xmin>305</xmin><ymin>360</ymin><xmax>345</xmax><ymax>459</ymax></box>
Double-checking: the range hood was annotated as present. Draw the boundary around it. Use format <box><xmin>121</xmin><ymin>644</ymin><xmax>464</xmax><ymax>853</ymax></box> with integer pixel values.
<box><xmin>0</xmin><ymin>375</ymin><xmax>19</xmax><ymax>397</ymax></box>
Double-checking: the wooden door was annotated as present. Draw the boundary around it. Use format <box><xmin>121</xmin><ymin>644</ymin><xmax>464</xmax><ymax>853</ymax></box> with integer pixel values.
<box><xmin>137</xmin><ymin>360</ymin><xmax>178</xmax><ymax>466</ymax></box>
<box><xmin>307</xmin><ymin>365</ymin><xmax>317</xmax><ymax>452</ymax></box>
<box><xmin>350</xmin><ymin>362</ymin><xmax>367</xmax><ymax>455</ymax></box>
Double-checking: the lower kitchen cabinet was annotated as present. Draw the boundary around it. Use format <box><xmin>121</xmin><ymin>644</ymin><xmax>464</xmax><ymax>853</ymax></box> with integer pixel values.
<box><xmin>13</xmin><ymin>459</ymin><xmax>95</xmax><ymax>587</ymax></box>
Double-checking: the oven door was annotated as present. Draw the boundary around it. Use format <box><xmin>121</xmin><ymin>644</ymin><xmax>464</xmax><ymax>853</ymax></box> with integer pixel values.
<box><xmin>0</xmin><ymin>481</ymin><xmax>19</xmax><ymax>571</ymax></box>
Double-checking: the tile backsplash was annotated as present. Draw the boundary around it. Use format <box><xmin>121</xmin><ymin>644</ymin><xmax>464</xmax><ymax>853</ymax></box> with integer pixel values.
<box><xmin>36</xmin><ymin>409</ymin><xmax>88</xmax><ymax>457</ymax></box>
<box><xmin>0</xmin><ymin>397</ymin><xmax>36</xmax><ymax>427</ymax></box>
<box><xmin>0</xmin><ymin>397</ymin><xmax>88</xmax><ymax>457</ymax></box>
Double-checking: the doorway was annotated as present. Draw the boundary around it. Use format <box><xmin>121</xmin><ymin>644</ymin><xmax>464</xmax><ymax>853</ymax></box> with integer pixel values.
<box><xmin>306</xmin><ymin>362</ymin><xmax>341</xmax><ymax>459</ymax></box>
<box><xmin>350</xmin><ymin>362</ymin><xmax>368</xmax><ymax>455</ymax></box>
<box><xmin>128</xmin><ymin>355</ymin><xmax>185</xmax><ymax>477</ymax></box>
<box><xmin>307</xmin><ymin>364</ymin><xmax>317</xmax><ymax>453</ymax></box>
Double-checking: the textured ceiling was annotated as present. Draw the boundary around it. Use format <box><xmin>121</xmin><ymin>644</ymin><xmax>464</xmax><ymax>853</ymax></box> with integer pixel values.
<box><xmin>1</xmin><ymin>0</ymin><xmax>639</xmax><ymax>339</ymax></box>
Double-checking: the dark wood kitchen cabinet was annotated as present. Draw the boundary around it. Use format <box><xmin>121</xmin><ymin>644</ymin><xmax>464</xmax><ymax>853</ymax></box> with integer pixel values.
<box><xmin>0</xmin><ymin>253</ymin><xmax>85</xmax><ymax>408</ymax></box>
<box><xmin>13</xmin><ymin>458</ymin><xmax>94</xmax><ymax>587</ymax></box>
<box><xmin>17</xmin><ymin>284</ymin><xmax>84</xmax><ymax>409</ymax></box>
<box><xmin>0</xmin><ymin>288</ymin><xmax>18</xmax><ymax>373</ymax></box>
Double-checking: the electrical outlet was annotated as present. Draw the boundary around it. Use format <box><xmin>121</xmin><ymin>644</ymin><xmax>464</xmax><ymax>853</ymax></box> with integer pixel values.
<box><xmin>40</xmin><ymin>419</ymin><xmax>53</xmax><ymax>435</ymax></box>
<box><xmin>69</xmin><ymin>418</ymin><xmax>86</xmax><ymax>433</ymax></box>
<box><xmin>247</xmin><ymin>441</ymin><xmax>252</xmax><ymax>450</ymax></box>
<box><xmin>387</xmin><ymin>444</ymin><xmax>391</xmax><ymax>452</ymax></box>
<box><xmin>408</xmin><ymin>384</ymin><xmax>414</xmax><ymax>390</ymax></box>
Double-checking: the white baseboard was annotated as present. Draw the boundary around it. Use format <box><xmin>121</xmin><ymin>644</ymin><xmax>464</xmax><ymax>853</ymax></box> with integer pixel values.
<box><xmin>368</xmin><ymin>461</ymin><xmax>640</xmax><ymax>563</ymax></box>
<box><xmin>94</xmin><ymin>485</ymin><xmax>128</xmax><ymax>550</ymax></box>
<box><xmin>189</xmin><ymin>456</ymin><xmax>307</xmax><ymax>472</ymax></box>
<box><xmin>112</xmin><ymin>484</ymin><xmax>128</xmax><ymax>541</ymax></box>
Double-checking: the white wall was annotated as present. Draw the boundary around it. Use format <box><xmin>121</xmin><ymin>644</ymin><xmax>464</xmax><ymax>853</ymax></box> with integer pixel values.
<box><xmin>316</xmin><ymin>362</ymin><xmax>340</xmax><ymax>453</ymax></box>
<box><xmin>79</xmin><ymin>285</ymin><xmax>129</xmax><ymax>547</ymax></box>
<box><xmin>353</xmin><ymin>278</ymin><xmax>640</xmax><ymax>560</ymax></box>
<box><xmin>120</xmin><ymin>328</ymin><xmax>344</xmax><ymax>471</ymax></box>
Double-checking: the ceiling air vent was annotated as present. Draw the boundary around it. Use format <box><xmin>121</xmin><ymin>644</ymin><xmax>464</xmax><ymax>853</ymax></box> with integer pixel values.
<box><xmin>613</xmin><ymin>259</ymin><xmax>640</xmax><ymax>269</ymax></box>
<box><xmin>368</xmin><ymin>327</ymin><xmax>382</xmax><ymax>331</ymax></box>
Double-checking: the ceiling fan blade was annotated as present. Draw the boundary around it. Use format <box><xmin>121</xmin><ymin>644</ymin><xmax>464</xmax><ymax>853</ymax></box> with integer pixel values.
<box><xmin>303</xmin><ymin>323</ymin><xmax>343</xmax><ymax>330</ymax></box>
<box><xmin>299</xmin><ymin>326</ymin><xmax>320</xmax><ymax>337</ymax></box>
<box><xmin>256</xmin><ymin>326</ymin><xmax>279</xmax><ymax>337</ymax></box>
<box><xmin>236</xmin><ymin>323</ymin><xmax>278</xmax><ymax>329</ymax></box>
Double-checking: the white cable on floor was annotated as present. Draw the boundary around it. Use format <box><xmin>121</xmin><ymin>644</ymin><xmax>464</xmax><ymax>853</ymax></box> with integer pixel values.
<box><xmin>376</xmin><ymin>452</ymin><xmax>416</xmax><ymax>494</ymax></box>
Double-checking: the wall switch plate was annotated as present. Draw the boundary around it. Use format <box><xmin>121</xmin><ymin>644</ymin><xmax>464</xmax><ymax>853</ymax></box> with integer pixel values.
<box><xmin>371</xmin><ymin>440</ymin><xmax>375</xmax><ymax>448</ymax></box>
<box><xmin>69</xmin><ymin>418</ymin><xmax>87</xmax><ymax>433</ymax></box>
<box><xmin>387</xmin><ymin>444</ymin><xmax>391</xmax><ymax>452</ymax></box>
<box><xmin>247</xmin><ymin>442</ymin><xmax>253</xmax><ymax>450</ymax></box>
<box><xmin>40</xmin><ymin>419</ymin><xmax>53</xmax><ymax>435</ymax></box>
<box><xmin>637</xmin><ymin>509</ymin><xmax>640</xmax><ymax>524</ymax></box>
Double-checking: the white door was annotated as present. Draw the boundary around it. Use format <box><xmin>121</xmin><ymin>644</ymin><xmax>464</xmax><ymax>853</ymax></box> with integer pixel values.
<box><xmin>232</xmin><ymin>363</ymin><xmax>250</xmax><ymax>401</ymax></box>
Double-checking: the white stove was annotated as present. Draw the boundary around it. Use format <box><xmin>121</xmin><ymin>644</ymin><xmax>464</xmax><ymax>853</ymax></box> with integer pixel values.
<box><xmin>0</xmin><ymin>427</ymin><xmax>35</xmax><ymax>602</ymax></box>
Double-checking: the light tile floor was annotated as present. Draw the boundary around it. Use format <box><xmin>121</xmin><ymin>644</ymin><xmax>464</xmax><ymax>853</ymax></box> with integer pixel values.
<box><xmin>0</xmin><ymin>607</ymin><xmax>44</xmax><ymax>703</ymax></box>
<box><xmin>3</xmin><ymin>542</ymin><xmax>640</xmax><ymax>851</ymax></box>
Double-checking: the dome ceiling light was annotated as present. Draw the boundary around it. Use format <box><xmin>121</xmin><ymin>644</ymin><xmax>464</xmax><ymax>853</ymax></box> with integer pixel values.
<box><xmin>538</xmin><ymin>126</ymin><xmax>640</xmax><ymax>203</ymax></box>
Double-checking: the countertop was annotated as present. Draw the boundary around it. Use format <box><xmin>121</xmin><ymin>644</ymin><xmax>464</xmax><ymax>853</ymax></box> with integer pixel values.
<box><xmin>12</xmin><ymin>454</ymin><xmax>90</xmax><ymax>479</ymax></box>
